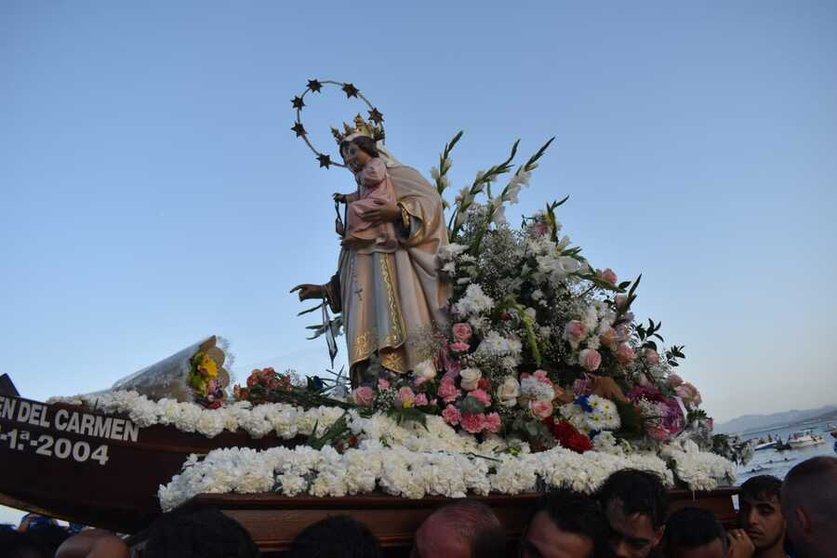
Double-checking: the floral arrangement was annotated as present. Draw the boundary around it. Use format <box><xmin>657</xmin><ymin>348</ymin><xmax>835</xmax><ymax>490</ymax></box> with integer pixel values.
<box><xmin>187</xmin><ymin>350</ymin><xmax>226</xmax><ymax>409</ymax></box>
<box><xmin>296</xmin><ymin>133</ymin><xmax>746</xmax><ymax>467</ymax></box>
<box><xmin>53</xmin><ymin>132</ymin><xmax>752</xmax><ymax>506</ymax></box>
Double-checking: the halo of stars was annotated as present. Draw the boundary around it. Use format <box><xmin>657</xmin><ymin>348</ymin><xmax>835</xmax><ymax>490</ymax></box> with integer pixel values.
<box><xmin>291</xmin><ymin>79</ymin><xmax>385</xmax><ymax>169</ymax></box>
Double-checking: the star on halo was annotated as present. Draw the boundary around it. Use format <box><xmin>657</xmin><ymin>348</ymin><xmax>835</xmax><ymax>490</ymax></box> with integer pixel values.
<box><xmin>291</xmin><ymin>122</ymin><xmax>306</xmax><ymax>137</ymax></box>
<box><xmin>368</xmin><ymin>107</ymin><xmax>384</xmax><ymax>124</ymax></box>
<box><xmin>317</xmin><ymin>153</ymin><xmax>332</xmax><ymax>168</ymax></box>
<box><xmin>342</xmin><ymin>83</ymin><xmax>360</xmax><ymax>98</ymax></box>
<box><xmin>291</xmin><ymin>96</ymin><xmax>305</xmax><ymax>110</ymax></box>
<box><xmin>307</xmin><ymin>79</ymin><xmax>323</xmax><ymax>92</ymax></box>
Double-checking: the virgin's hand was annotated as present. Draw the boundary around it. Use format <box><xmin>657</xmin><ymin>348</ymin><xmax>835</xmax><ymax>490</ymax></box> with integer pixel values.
<box><xmin>290</xmin><ymin>283</ymin><xmax>324</xmax><ymax>301</ymax></box>
<box><xmin>333</xmin><ymin>193</ymin><xmax>346</xmax><ymax>203</ymax></box>
<box><xmin>362</xmin><ymin>199</ymin><xmax>401</xmax><ymax>224</ymax></box>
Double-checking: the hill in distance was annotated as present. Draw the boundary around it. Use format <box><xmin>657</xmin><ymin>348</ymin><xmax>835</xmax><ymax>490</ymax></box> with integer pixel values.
<box><xmin>716</xmin><ymin>405</ymin><xmax>837</xmax><ymax>435</ymax></box>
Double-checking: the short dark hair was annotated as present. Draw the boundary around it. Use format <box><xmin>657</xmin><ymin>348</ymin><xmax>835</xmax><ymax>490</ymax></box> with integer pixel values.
<box><xmin>740</xmin><ymin>474</ymin><xmax>782</xmax><ymax>502</ymax></box>
<box><xmin>0</xmin><ymin>528</ymin><xmax>48</xmax><ymax>558</ymax></box>
<box><xmin>144</xmin><ymin>508</ymin><xmax>260</xmax><ymax>558</ymax></box>
<box><xmin>340</xmin><ymin>135</ymin><xmax>379</xmax><ymax>160</ymax></box>
<box><xmin>536</xmin><ymin>488</ymin><xmax>608</xmax><ymax>545</ymax></box>
<box><xmin>597</xmin><ymin>469</ymin><xmax>668</xmax><ymax>529</ymax></box>
<box><xmin>287</xmin><ymin>515</ymin><xmax>382</xmax><ymax>558</ymax></box>
<box><xmin>664</xmin><ymin>508</ymin><xmax>726</xmax><ymax>553</ymax></box>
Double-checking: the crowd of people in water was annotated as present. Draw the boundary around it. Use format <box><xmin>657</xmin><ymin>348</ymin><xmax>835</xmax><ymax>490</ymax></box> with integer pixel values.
<box><xmin>1</xmin><ymin>456</ymin><xmax>834</xmax><ymax>558</ymax></box>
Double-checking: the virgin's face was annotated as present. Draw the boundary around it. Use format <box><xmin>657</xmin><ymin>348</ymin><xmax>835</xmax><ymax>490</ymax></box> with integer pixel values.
<box><xmin>341</xmin><ymin>142</ymin><xmax>371</xmax><ymax>173</ymax></box>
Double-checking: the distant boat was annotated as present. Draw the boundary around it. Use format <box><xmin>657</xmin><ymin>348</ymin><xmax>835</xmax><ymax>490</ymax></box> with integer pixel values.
<box><xmin>754</xmin><ymin>440</ymin><xmax>779</xmax><ymax>451</ymax></box>
<box><xmin>786</xmin><ymin>430</ymin><xmax>826</xmax><ymax>449</ymax></box>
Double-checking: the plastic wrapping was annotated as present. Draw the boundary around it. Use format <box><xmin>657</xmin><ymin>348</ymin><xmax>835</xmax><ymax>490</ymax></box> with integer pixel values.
<box><xmin>110</xmin><ymin>336</ymin><xmax>229</xmax><ymax>403</ymax></box>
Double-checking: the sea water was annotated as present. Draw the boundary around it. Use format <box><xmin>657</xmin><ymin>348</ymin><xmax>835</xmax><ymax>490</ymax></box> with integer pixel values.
<box><xmin>735</xmin><ymin>417</ymin><xmax>836</xmax><ymax>483</ymax></box>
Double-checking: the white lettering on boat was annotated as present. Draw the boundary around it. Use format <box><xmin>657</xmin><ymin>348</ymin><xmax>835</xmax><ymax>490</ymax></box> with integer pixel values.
<box><xmin>52</xmin><ymin>409</ymin><xmax>139</xmax><ymax>443</ymax></box>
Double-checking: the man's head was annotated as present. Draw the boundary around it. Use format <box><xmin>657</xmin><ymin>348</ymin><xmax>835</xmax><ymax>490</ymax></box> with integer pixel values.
<box><xmin>739</xmin><ymin>475</ymin><xmax>785</xmax><ymax>553</ymax></box>
<box><xmin>412</xmin><ymin>499</ymin><xmax>506</xmax><ymax>558</ymax></box>
<box><xmin>597</xmin><ymin>469</ymin><xmax>667</xmax><ymax>558</ymax></box>
<box><xmin>781</xmin><ymin>456</ymin><xmax>837</xmax><ymax>558</ymax></box>
<box><xmin>287</xmin><ymin>515</ymin><xmax>382</xmax><ymax>558</ymax></box>
<box><xmin>144</xmin><ymin>507</ymin><xmax>260</xmax><ymax>558</ymax></box>
<box><xmin>663</xmin><ymin>508</ymin><xmax>727</xmax><ymax>558</ymax></box>
<box><xmin>519</xmin><ymin>489</ymin><xmax>607</xmax><ymax>558</ymax></box>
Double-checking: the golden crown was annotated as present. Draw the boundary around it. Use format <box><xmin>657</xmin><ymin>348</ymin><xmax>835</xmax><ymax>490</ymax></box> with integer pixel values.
<box><xmin>331</xmin><ymin>114</ymin><xmax>385</xmax><ymax>145</ymax></box>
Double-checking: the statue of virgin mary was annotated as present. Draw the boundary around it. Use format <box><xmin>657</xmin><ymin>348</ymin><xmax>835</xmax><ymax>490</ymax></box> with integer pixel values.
<box><xmin>293</xmin><ymin>125</ymin><xmax>451</xmax><ymax>387</ymax></box>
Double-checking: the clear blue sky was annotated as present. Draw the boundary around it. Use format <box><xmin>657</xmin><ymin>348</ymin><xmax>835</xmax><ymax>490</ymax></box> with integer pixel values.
<box><xmin>1</xmin><ymin>0</ymin><xmax>835</xmax><ymax>524</ymax></box>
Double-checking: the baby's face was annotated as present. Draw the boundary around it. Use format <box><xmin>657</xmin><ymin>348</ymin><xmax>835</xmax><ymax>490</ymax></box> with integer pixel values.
<box><xmin>341</xmin><ymin>143</ymin><xmax>372</xmax><ymax>173</ymax></box>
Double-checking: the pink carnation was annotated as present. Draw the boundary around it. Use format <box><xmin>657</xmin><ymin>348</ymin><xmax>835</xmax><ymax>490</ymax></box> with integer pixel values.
<box><xmin>580</xmin><ymin>349</ymin><xmax>602</xmax><ymax>372</ymax></box>
<box><xmin>599</xmin><ymin>268</ymin><xmax>617</xmax><ymax>285</ymax></box>
<box><xmin>377</xmin><ymin>378</ymin><xmax>391</xmax><ymax>390</ymax></box>
<box><xmin>449</xmin><ymin>341</ymin><xmax>470</xmax><ymax>353</ymax></box>
<box><xmin>483</xmin><ymin>412</ymin><xmax>502</xmax><ymax>434</ymax></box>
<box><xmin>668</xmin><ymin>373</ymin><xmax>684</xmax><ymax>387</ymax></box>
<box><xmin>438</xmin><ymin>379</ymin><xmax>462</xmax><ymax>403</ymax></box>
<box><xmin>615</xmin><ymin>343</ymin><xmax>636</xmax><ymax>365</ymax></box>
<box><xmin>460</xmin><ymin>413</ymin><xmax>485</xmax><ymax>434</ymax></box>
<box><xmin>452</xmin><ymin>323</ymin><xmax>473</xmax><ymax>343</ymax></box>
<box><xmin>644</xmin><ymin>349</ymin><xmax>660</xmax><ymax>366</ymax></box>
<box><xmin>397</xmin><ymin>387</ymin><xmax>416</xmax><ymax>408</ymax></box>
<box><xmin>442</xmin><ymin>404</ymin><xmax>461</xmax><ymax>426</ymax></box>
<box><xmin>529</xmin><ymin>399</ymin><xmax>553</xmax><ymax>419</ymax></box>
<box><xmin>351</xmin><ymin>386</ymin><xmax>375</xmax><ymax>408</ymax></box>
<box><xmin>469</xmin><ymin>388</ymin><xmax>492</xmax><ymax>406</ymax></box>
<box><xmin>414</xmin><ymin>393</ymin><xmax>429</xmax><ymax>407</ymax></box>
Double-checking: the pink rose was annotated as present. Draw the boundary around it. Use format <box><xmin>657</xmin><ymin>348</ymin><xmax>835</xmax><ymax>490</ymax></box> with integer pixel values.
<box><xmin>442</xmin><ymin>404</ymin><xmax>462</xmax><ymax>426</ymax></box>
<box><xmin>449</xmin><ymin>341</ymin><xmax>470</xmax><ymax>353</ymax></box>
<box><xmin>599</xmin><ymin>268</ymin><xmax>617</xmax><ymax>285</ymax></box>
<box><xmin>351</xmin><ymin>386</ymin><xmax>375</xmax><ymax>408</ymax></box>
<box><xmin>414</xmin><ymin>393</ymin><xmax>429</xmax><ymax>407</ymax></box>
<box><xmin>438</xmin><ymin>379</ymin><xmax>462</xmax><ymax>403</ymax></box>
<box><xmin>398</xmin><ymin>387</ymin><xmax>416</xmax><ymax>408</ymax></box>
<box><xmin>564</xmin><ymin>320</ymin><xmax>587</xmax><ymax>347</ymax></box>
<box><xmin>460</xmin><ymin>413</ymin><xmax>485</xmax><ymax>434</ymax></box>
<box><xmin>579</xmin><ymin>349</ymin><xmax>602</xmax><ymax>372</ymax></box>
<box><xmin>644</xmin><ymin>349</ymin><xmax>660</xmax><ymax>366</ymax></box>
<box><xmin>668</xmin><ymin>373</ymin><xmax>684</xmax><ymax>387</ymax></box>
<box><xmin>599</xmin><ymin>327</ymin><xmax>618</xmax><ymax>349</ymax></box>
<box><xmin>469</xmin><ymin>388</ymin><xmax>492</xmax><ymax>406</ymax></box>
<box><xmin>484</xmin><ymin>412</ymin><xmax>502</xmax><ymax>434</ymax></box>
<box><xmin>533</xmin><ymin>222</ymin><xmax>550</xmax><ymax>237</ymax></box>
<box><xmin>532</xmin><ymin>369</ymin><xmax>552</xmax><ymax>385</ymax></box>
<box><xmin>529</xmin><ymin>399</ymin><xmax>553</xmax><ymax>419</ymax></box>
<box><xmin>452</xmin><ymin>323</ymin><xmax>473</xmax><ymax>343</ymax></box>
<box><xmin>377</xmin><ymin>378</ymin><xmax>391</xmax><ymax>390</ymax></box>
<box><xmin>615</xmin><ymin>343</ymin><xmax>636</xmax><ymax>365</ymax></box>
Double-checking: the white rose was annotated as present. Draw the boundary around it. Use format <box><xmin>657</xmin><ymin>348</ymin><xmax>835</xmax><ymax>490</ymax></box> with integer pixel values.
<box><xmin>496</xmin><ymin>376</ymin><xmax>520</xmax><ymax>407</ymax></box>
<box><xmin>414</xmin><ymin>359</ymin><xmax>437</xmax><ymax>381</ymax></box>
<box><xmin>459</xmin><ymin>368</ymin><xmax>482</xmax><ymax>391</ymax></box>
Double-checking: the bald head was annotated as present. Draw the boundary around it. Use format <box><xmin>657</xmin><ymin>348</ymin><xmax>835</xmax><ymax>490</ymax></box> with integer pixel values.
<box><xmin>412</xmin><ymin>500</ymin><xmax>506</xmax><ymax>558</ymax></box>
<box><xmin>781</xmin><ymin>456</ymin><xmax>837</xmax><ymax>558</ymax></box>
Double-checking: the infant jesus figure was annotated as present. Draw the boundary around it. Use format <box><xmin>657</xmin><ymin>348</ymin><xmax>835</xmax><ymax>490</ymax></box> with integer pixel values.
<box><xmin>333</xmin><ymin>135</ymin><xmax>399</xmax><ymax>250</ymax></box>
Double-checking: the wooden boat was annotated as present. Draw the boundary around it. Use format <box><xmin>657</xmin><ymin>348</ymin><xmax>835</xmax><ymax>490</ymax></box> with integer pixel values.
<box><xmin>0</xmin><ymin>376</ymin><xmax>738</xmax><ymax>556</ymax></box>
<box><xmin>0</xmin><ymin>377</ymin><xmax>298</xmax><ymax>532</ymax></box>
